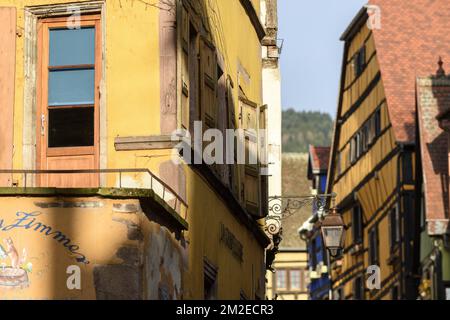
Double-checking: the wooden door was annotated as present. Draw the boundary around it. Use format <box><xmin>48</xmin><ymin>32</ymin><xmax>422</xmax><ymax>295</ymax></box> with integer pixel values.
<box><xmin>37</xmin><ymin>15</ymin><xmax>101</xmax><ymax>187</ymax></box>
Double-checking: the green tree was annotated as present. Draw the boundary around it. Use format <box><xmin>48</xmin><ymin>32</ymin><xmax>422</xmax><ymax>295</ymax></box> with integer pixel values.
<box><xmin>282</xmin><ymin>109</ymin><xmax>334</xmax><ymax>153</ymax></box>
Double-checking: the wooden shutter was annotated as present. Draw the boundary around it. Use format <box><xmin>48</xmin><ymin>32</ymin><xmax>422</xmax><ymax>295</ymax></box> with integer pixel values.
<box><xmin>180</xmin><ymin>5</ymin><xmax>189</xmax><ymax>129</ymax></box>
<box><xmin>240</xmin><ymin>98</ymin><xmax>261</xmax><ymax>216</ymax></box>
<box><xmin>259</xmin><ymin>105</ymin><xmax>268</xmax><ymax>217</ymax></box>
<box><xmin>159</xmin><ymin>4</ymin><xmax>177</xmax><ymax>134</ymax></box>
<box><xmin>200</xmin><ymin>37</ymin><xmax>217</xmax><ymax>131</ymax></box>
<box><xmin>0</xmin><ymin>7</ymin><xmax>16</xmax><ymax>187</ymax></box>
<box><xmin>226</xmin><ymin>79</ymin><xmax>239</xmax><ymax>197</ymax></box>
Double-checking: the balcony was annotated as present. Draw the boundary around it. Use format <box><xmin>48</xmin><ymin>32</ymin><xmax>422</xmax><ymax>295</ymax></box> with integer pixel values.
<box><xmin>0</xmin><ymin>168</ymin><xmax>188</xmax><ymax>227</ymax></box>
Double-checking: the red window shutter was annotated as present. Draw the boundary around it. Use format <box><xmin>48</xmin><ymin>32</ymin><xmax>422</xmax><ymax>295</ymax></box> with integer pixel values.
<box><xmin>0</xmin><ymin>7</ymin><xmax>16</xmax><ymax>186</ymax></box>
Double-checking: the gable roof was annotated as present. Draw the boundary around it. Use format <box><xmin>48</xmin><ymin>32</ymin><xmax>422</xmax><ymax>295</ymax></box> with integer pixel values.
<box><xmin>417</xmin><ymin>74</ymin><xmax>450</xmax><ymax>235</ymax></box>
<box><xmin>368</xmin><ymin>0</ymin><xmax>450</xmax><ymax>144</ymax></box>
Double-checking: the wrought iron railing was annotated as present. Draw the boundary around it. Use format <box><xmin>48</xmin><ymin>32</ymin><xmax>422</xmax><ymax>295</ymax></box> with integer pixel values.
<box><xmin>0</xmin><ymin>169</ymin><xmax>188</xmax><ymax>220</ymax></box>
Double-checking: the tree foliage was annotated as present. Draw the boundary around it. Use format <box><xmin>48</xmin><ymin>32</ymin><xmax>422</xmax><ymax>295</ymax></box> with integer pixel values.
<box><xmin>282</xmin><ymin>109</ymin><xmax>334</xmax><ymax>152</ymax></box>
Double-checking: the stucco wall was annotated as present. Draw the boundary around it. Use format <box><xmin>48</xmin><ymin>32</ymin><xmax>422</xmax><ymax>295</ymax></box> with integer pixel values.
<box><xmin>0</xmin><ymin>0</ymin><xmax>267</xmax><ymax>300</ymax></box>
<box><xmin>0</xmin><ymin>196</ymin><xmax>186</xmax><ymax>299</ymax></box>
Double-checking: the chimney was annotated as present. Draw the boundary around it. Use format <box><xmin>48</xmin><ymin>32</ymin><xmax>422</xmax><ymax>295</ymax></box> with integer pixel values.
<box><xmin>434</xmin><ymin>58</ymin><xmax>450</xmax><ymax>235</ymax></box>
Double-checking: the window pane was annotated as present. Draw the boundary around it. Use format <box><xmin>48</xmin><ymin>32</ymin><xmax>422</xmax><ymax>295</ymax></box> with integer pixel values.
<box><xmin>48</xmin><ymin>107</ymin><xmax>94</xmax><ymax>147</ymax></box>
<box><xmin>290</xmin><ymin>270</ymin><xmax>301</xmax><ymax>290</ymax></box>
<box><xmin>49</xmin><ymin>27</ymin><xmax>95</xmax><ymax>66</ymax></box>
<box><xmin>353</xmin><ymin>205</ymin><xmax>363</xmax><ymax>243</ymax></box>
<box><xmin>375</xmin><ymin>110</ymin><xmax>381</xmax><ymax>135</ymax></box>
<box><xmin>402</xmin><ymin>152</ymin><xmax>413</xmax><ymax>183</ymax></box>
<box><xmin>276</xmin><ymin>270</ymin><xmax>287</xmax><ymax>289</ymax></box>
<box><xmin>48</xmin><ymin>69</ymin><xmax>95</xmax><ymax>106</ymax></box>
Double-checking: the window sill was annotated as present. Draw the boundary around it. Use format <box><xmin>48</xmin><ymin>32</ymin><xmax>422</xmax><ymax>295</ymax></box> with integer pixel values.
<box><xmin>115</xmin><ymin>135</ymin><xmax>181</xmax><ymax>151</ymax></box>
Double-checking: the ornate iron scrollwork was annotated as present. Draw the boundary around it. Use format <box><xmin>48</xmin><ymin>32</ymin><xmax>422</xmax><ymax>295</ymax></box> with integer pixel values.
<box><xmin>265</xmin><ymin>194</ymin><xmax>336</xmax><ymax>235</ymax></box>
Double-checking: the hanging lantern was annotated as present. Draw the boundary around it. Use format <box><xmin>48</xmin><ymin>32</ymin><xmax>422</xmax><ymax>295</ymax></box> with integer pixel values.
<box><xmin>320</xmin><ymin>207</ymin><xmax>346</xmax><ymax>257</ymax></box>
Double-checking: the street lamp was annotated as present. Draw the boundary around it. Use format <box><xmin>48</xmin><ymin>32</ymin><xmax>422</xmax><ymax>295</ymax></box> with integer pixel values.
<box><xmin>320</xmin><ymin>207</ymin><xmax>346</xmax><ymax>258</ymax></box>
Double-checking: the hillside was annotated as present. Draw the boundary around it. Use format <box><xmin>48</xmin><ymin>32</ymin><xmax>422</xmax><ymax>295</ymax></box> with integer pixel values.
<box><xmin>282</xmin><ymin>109</ymin><xmax>334</xmax><ymax>153</ymax></box>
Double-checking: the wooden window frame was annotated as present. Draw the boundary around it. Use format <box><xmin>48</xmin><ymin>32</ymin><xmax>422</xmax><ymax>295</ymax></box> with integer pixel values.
<box><xmin>203</xmin><ymin>258</ymin><xmax>218</xmax><ymax>300</ymax></box>
<box><xmin>353</xmin><ymin>45</ymin><xmax>366</xmax><ymax>77</ymax></box>
<box><xmin>352</xmin><ymin>203</ymin><xmax>363</xmax><ymax>244</ymax></box>
<box><xmin>275</xmin><ymin>269</ymin><xmax>288</xmax><ymax>291</ymax></box>
<box><xmin>336</xmin><ymin>152</ymin><xmax>342</xmax><ymax>176</ymax></box>
<box><xmin>350</xmin><ymin>136</ymin><xmax>357</xmax><ymax>164</ymax></box>
<box><xmin>353</xmin><ymin>275</ymin><xmax>365</xmax><ymax>300</ymax></box>
<box><xmin>36</xmin><ymin>15</ymin><xmax>101</xmax><ymax>166</ymax></box>
<box><xmin>356</xmin><ymin>132</ymin><xmax>362</xmax><ymax>159</ymax></box>
<box><xmin>289</xmin><ymin>269</ymin><xmax>302</xmax><ymax>291</ymax></box>
<box><xmin>369</xmin><ymin>225</ymin><xmax>379</xmax><ymax>265</ymax></box>
<box><xmin>374</xmin><ymin>108</ymin><xmax>381</xmax><ymax>137</ymax></box>
<box><xmin>275</xmin><ymin>268</ymin><xmax>307</xmax><ymax>294</ymax></box>
<box><xmin>362</xmin><ymin>123</ymin><xmax>369</xmax><ymax>152</ymax></box>
<box><xmin>339</xmin><ymin>104</ymin><xmax>384</xmax><ymax>175</ymax></box>
<box><xmin>389</xmin><ymin>204</ymin><xmax>400</xmax><ymax>251</ymax></box>
<box><xmin>402</xmin><ymin>152</ymin><xmax>414</xmax><ymax>184</ymax></box>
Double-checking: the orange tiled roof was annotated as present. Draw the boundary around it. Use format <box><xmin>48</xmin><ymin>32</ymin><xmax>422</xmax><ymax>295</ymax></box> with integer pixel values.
<box><xmin>370</xmin><ymin>0</ymin><xmax>450</xmax><ymax>143</ymax></box>
<box><xmin>309</xmin><ymin>145</ymin><xmax>330</xmax><ymax>172</ymax></box>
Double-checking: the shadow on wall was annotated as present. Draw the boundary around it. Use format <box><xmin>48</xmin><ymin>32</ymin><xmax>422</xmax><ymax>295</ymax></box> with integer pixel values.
<box><xmin>0</xmin><ymin>197</ymin><xmax>187</xmax><ymax>300</ymax></box>
<box><xmin>93</xmin><ymin>198</ymin><xmax>188</xmax><ymax>300</ymax></box>
<box><xmin>427</xmin><ymin>59</ymin><xmax>450</xmax><ymax>221</ymax></box>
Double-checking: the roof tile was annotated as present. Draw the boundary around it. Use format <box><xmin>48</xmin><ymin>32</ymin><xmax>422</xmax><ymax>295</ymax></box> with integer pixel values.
<box><xmin>417</xmin><ymin>76</ymin><xmax>450</xmax><ymax>235</ymax></box>
<box><xmin>309</xmin><ymin>146</ymin><xmax>330</xmax><ymax>172</ymax></box>
<box><xmin>370</xmin><ymin>0</ymin><xmax>450</xmax><ymax>143</ymax></box>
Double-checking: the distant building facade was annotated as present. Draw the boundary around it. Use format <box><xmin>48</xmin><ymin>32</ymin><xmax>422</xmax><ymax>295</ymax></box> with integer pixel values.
<box><xmin>266</xmin><ymin>248</ymin><xmax>309</xmax><ymax>300</ymax></box>
<box><xmin>299</xmin><ymin>146</ymin><xmax>331</xmax><ymax>300</ymax></box>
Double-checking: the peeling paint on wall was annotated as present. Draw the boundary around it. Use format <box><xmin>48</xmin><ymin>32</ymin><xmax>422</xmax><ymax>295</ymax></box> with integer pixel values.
<box><xmin>0</xmin><ymin>196</ymin><xmax>187</xmax><ymax>300</ymax></box>
<box><xmin>144</xmin><ymin>224</ymin><xmax>186</xmax><ymax>300</ymax></box>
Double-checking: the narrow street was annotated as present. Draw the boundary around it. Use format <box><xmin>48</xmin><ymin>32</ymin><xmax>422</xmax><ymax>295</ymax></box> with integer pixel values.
<box><xmin>0</xmin><ymin>0</ymin><xmax>448</xmax><ymax>308</ymax></box>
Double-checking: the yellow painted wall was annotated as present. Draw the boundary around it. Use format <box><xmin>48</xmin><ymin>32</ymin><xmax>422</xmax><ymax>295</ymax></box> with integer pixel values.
<box><xmin>330</xmin><ymin>23</ymin><xmax>405</xmax><ymax>299</ymax></box>
<box><xmin>0</xmin><ymin>196</ymin><xmax>185</xmax><ymax>299</ymax></box>
<box><xmin>183</xmin><ymin>169</ymin><xmax>266</xmax><ymax>299</ymax></box>
<box><xmin>0</xmin><ymin>0</ymin><xmax>161</xmax><ymax>175</ymax></box>
<box><xmin>205</xmin><ymin>0</ymin><xmax>262</xmax><ymax>103</ymax></box>
<box><xmin>0</xmin><ymin>0</ymin><xmax>267</xmax><ymax>299</ymax></box>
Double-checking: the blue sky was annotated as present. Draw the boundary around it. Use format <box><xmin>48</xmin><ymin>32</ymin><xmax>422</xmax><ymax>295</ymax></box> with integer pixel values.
<box><xmin>279</xmin><ymin>0</ymin><xmax>367</xmax><ymax>116</ymax></box>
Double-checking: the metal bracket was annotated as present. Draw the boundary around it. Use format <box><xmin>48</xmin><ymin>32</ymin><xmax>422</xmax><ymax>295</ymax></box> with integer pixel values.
<box><xmin>264</xmin><ymin>193</ymin><xmax>336</xmax><ymax>235</ymax></box>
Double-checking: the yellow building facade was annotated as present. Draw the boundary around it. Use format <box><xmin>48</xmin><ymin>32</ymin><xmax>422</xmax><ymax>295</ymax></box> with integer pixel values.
<box><xmin>266</xmin><ymin>249</ymin><xmax>309</xmax><ymax>300</ymax></box>
<box><xmin>0</xmin><ymin>0</ymin><xmax>270</xmax><ymax>299</ymax></box>
<box><xmin>327</xmin><ymin>7</ymin><xmax>418</xmax><ymax>300</ymax></box>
